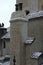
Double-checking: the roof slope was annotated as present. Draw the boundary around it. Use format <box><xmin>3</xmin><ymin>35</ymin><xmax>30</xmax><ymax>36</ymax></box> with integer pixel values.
<box><xmin>26</xmin><ymin>11</ymin><xmax>43</xmax><ymax>20</ymax></box>
<box><xmin>1</xmin><ymin>27</ymin><xmax>10</xmax><ymax>39</ymax></box>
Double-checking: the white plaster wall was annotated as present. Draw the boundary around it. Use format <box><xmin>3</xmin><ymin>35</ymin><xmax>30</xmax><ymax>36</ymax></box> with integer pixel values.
<box><xmin>2</xmin><ymin>40</ymin><xmax>10</xmax><ymax>56</ymax></box>
<box><xmin>6</xmin><ymin>40</ymin><xmax>10</xmax><ymax>55</ymax></box>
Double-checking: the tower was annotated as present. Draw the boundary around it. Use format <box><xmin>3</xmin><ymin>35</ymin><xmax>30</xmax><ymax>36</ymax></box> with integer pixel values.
<box><xmin>10</xmin><ymin>0</ymin><xmax>28</xmax><ymax>65</ymax></box>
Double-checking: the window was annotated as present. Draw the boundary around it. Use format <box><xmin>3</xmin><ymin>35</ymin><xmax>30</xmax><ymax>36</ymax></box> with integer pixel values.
<box><xmin>3</xmin><ymin>41</ymin><xmax>6</xmax><ymax>48</ymax></box>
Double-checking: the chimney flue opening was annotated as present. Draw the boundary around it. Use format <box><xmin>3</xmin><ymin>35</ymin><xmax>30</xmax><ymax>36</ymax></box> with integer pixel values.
<box><xmin>18</xmin><ymin>3</ymin><xmax>23</xmax><ymax>10</ymax></box>
<box><xmin>15</xmin><ymin>4</ymin><xmax>18</xmax><ymax>11</ymax></box>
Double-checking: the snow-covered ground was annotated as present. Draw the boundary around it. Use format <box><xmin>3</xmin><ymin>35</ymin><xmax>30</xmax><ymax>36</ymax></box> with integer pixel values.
<box><xmin>0</xmin><ymin>61</ymin><xmax>10</xmax><ymax>65</ymax></box>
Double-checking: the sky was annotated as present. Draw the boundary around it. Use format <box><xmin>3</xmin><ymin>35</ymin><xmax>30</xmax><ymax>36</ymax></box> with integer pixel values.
<box><xmin>0</xmin><ymin>0</ymin><xmax>16</xmax><ymax>28</ymax></box>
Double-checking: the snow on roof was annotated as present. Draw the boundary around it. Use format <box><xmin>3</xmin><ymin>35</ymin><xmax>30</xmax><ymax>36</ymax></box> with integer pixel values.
<box><xmin>5</xmin><ymin>55</ymin><xmax>10</xmax><ymax>58</ymax></box>
<box><xmin>24</xmin><ymin>37</ymin><xmax>35</xmax><ymax>44</ymax></box>
<box><xmin>26</xmin><ymin>11</ymin><xmax>43</xmax><ymax>20</ymax></box>
<box><xmin>0</xmin><ymin>57</ymin><xmax>5</xmax><ymax>60</ymax></box>
<box><xmin>31</xmin><ymin>52</ymin><xmax>42</xmax><ymax>59</ymax></box>
<box><xmin>1</xmin><ymin>27</ymin><xmax>10</xmax><ymax>39</ymax></box>
<box><xmin>7</xmin><ymin>27</ymin><xmax>10</xmax><ymax>32</ymax></box>
<box><xmin>1</xmin><ymin>31</ymin><xmax>10</xmax><ymax>39</ymax></box>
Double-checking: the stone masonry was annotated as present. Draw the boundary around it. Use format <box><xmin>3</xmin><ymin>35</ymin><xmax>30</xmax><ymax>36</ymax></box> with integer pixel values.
<box><xmin>10</xmin><ymin>0</ymin><xmax>43</xmax><ymax>65</ymax></box>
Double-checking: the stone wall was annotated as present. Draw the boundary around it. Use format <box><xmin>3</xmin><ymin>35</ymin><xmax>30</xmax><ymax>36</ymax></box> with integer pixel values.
<box><xmin>10</xmin><ymin>18</ymin><xmax>28</xmax><ymax>65</ymax></box>
<box><xmin>28</xmin><ymin>18</ymin><xmax>43</xmax><ymax>51</ymax></box>
<box><xmin>26</xmin><ymin>17</ymin><xmax>43</xmax><ymax>65</ymax></box>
